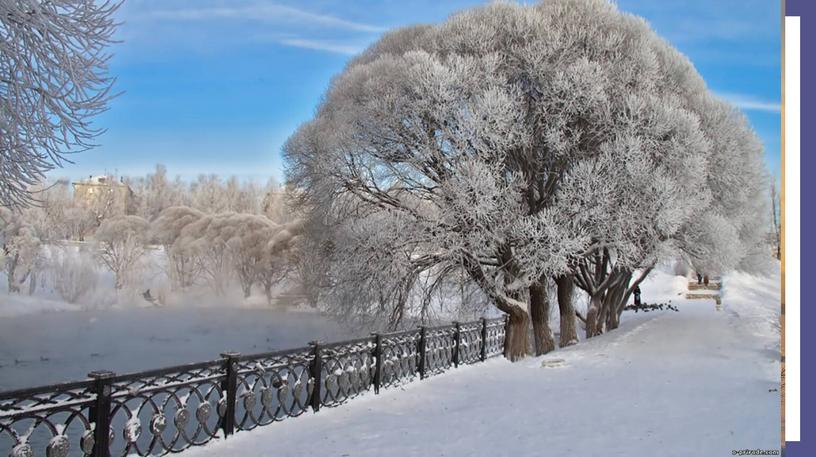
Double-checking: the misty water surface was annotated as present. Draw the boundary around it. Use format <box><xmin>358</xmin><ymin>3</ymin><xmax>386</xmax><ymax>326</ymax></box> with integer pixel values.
<box><xmin>0</xmin><ymin>307</ymin><xmax>356</xmax><ymax>390</ymax></box>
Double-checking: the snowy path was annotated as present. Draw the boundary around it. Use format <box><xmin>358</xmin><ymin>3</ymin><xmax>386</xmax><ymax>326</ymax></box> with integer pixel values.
<box><xmin>184</xmin><ymin>272</ymin><xmax>781</xmax><ymax>457</ymax></box>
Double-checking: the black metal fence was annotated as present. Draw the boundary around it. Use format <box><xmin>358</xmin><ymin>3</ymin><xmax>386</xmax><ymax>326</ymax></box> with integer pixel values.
<box><xmin>0</xmin><ymin>317</ymin><xmax>507</xmax><ymax>457</ymax></box>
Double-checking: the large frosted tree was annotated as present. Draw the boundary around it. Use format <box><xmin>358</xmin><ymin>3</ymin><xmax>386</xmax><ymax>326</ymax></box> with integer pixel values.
<box><xmin>285</xmin><ymin>0</ymin><xmax>771</xmax><ymax>359</ymax></box>
<box><xmin>0</xmin><ymin>0</ymin><xmax>121</xmax><ymax>208</ymax></box>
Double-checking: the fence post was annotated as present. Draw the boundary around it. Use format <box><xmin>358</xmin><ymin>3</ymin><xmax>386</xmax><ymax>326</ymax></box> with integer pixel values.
<box><xmin>503</xmin><ymin>314</ymin><xmax>509</xmax><ymax>354</ymax></box>
<box><xmin>480</xmin><ymin>317</ymin><xmax>488</xmax><ymax>362</ymax></box>
<box><xmin>372</xmin><ymin>333</ymin><xmax>383</xmax><ymax>394</ymax></box>
<box><xmin>88</xmin><ymin>370</ymin><xmax>115</xmax><ymax>457</ymax></box>
<box><xmin>453</xmin><ymin>322</ymin><xmax>461</xmax><ymax>368</ymax></box>
<box><xmin>418</xmin><ymin>327</ymin><xmax>427</xmax><ymax>379</ymax></box>
<box><xmin>308</xmin><ymin>341</ymin><xmax>323</xmax><ymax>412</ymax></box>
<box><xmin>220</xmin><ymin>352</ymin><xmax>240</xmax><ymax>437</ymax></box>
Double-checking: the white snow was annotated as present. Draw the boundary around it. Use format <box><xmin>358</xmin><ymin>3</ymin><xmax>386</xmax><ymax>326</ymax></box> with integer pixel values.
<box><xmin>183</xmin><ymin>267</ymin><xmax>781</xmax><ymax>457</ymax></box>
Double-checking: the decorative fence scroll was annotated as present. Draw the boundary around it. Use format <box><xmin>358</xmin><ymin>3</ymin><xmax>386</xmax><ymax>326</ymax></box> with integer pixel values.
<box><xmin>0</xmin><ymin>316</ymin><xmax>506</xmax><ymax>457</ymax></box>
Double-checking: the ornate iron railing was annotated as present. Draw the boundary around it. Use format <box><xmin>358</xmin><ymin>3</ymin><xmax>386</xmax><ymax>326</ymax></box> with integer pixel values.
<box><xmin>0</xmin><ymin>316</ymin><xmax>506</xmax><ymax>457</ymax></box>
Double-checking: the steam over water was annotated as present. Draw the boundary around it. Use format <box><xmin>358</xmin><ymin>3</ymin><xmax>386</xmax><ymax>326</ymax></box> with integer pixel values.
<box><xmin>0</xmin><ymin>307</ymin><xmax>355</xmax><ymax>390</ymax></box>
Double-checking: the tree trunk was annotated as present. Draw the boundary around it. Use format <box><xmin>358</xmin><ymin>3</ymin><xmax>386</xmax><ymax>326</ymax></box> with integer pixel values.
<box><xmin>460</xmin><ymin>253</ymin><xmax>529</xmax><ymax>361</ymax></box>
<box><xmin>585</xmin><ymin>292</ymin><xmax>604</xmax><ymax>338</ymax></box>
<box><xmin>604</xmin><ymin>282</ymin><xmax>626</xmax><ymax>331</ymax></box>
<box><xmin>607</xmin><ymin>312</ymin><xmax>621</xmax><ymax>330</ymax></box>
<box><xmin>28</xmin><ymin>271</ymin><xmax>37</xmax><ymax>296</ymax></box>
<box><xmin>504</xmin><ymin>308</ymin><xmax>531</xmax><ymax>361</ymax></box>
<box><xmin>529</xmin><ymin>280</ymin><xmax>555</xmax><ymax>355</ymax></box>
<box><xmin>556</xmin><ymin>275</ymin><xmax>578</xmax><ymax>347</ymax></box>
<box><xmin>7</xmin><ymin>253</ymin><xmax>20</xmax><ymax>293</ymax></box>
<box><xmin>606</xmin><ymin>287</ymin><xmax>622</xmax><ymax>331</ymax></box>
<box><xmin>264</xmin><ymin>282</ymin><xmax>273</xmax><ymax>305</ymax></box>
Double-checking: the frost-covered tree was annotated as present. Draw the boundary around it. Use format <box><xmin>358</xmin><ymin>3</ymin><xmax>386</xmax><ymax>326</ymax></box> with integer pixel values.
<box><xmin>20</xmin><ymin>183</ymin><xmax>77</xmax><ymax>239</ymax></box>
<box><xmin>94</xmin><ymin>215</ymin><xmax>149</xmax><ymax>289</ymax></box>
<box><xmin>133</xmin><ymin>164</ymin><xmax>184</xmax><ymax>221</ymax></box>
<box><xmin>177</xmin><ymin>213</ymin><xmax>234</xmax><ymax>294</ymax></box>
<box><xmin>287</xmin><ymin>218</ymin><xmax>332</xmax><ymax>308</ymax></box>
<box><xmin>64</xmin><ymin>206</ymin><xmax>96</xmax><ymax>241</ymax></box>
<box><xmin>0</xmin><ymin>0</ymin><xmax>120</xmax><ymax>208</ymax></box>
<box><xmin>190</xmin><ymin>175</ymin><xmax>230</xmax><ymax>214</ymax></box>
<box><xmin>284</xmin><ymin>0</ymin><xmax>759</xmax><ymax>359</ymax></box>
<box><xmin>0</xmin><ymin>208</ymin><xmax>42</xmax><ymax>293</ymax></box>
<box><xmin>676</xmin><ymin>99</ymin><xmax>772</xmax><ymax>277</ymax></box>
<box><xmin>221</xmin><ymin>213</ymin><xmax>278</xmax><ymax>298</ymax></box>
<box><xmin>50</xmin><ymin>248</ymin><xmax>98</xmax><ymax>303</ymax></box>
<box><xmin>262</xmin><ymin>183</ymin><xmax>293</xmax><ymax>224</ymax></box>
<box><xmin>154</xmin><ymin>207</ymin><xmax>300</xmax><ymax>298</ymax></box>
<box><xmin>152</xmin><ymin>206</ymin><xmax>205</xmax><ymax>290</ymax></box>
<box><xmin>232</xmin><ymin>179</ymin><xmax>265</xmax><ymax>214</ymax></box>
<box><xmin>770</xmin><ymin>181</ymin><xmax>781</xmax><ymax>260</ymax></box>
<box><xmin>257</xmin><ymin>219</ymin><xmax>303</xmax><ymax>303</ymax></box>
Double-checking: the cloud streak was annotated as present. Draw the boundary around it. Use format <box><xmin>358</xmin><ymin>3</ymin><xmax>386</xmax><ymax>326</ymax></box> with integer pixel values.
<box><xmin>278</xmin><ymin>38</ymin><xmax>364</xmax><ymax>55</ymax></box>
<box><xmin>146</xmin><ymin>3</ymin><xmax>386</xmax><ymax>33</ymax></box>
<box><xmin>718</xmin><ymin>92</ymin><xmax>781</xmax><ymax>113</ymax></box>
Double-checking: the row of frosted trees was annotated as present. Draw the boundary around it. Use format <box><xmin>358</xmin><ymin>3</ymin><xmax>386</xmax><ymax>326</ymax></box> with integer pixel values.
<box><xmin>1</xmin><ymin>206</ymin><xmax>302</xmax><ymax>302</ymax></box>
<box><xmin>1</xmin><ymin>168</ymin><xmax>284</xmax><ymax>244</ymax></box>
<box><xmin>1</xmin><ymin>185</ymin><xmax>299</xmax><ymax>303</ymax></box>
<box><xmin>283</xmin><ymin>0</ymin><xmax>773</xmax><ymax>359</ymax></box>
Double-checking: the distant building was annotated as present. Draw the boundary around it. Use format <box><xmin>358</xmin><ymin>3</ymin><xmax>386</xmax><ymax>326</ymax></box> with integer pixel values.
<box><xmin>72</xmin><ymin>175</ymin><xmax>136</xmax><ymax>218</ymax></box>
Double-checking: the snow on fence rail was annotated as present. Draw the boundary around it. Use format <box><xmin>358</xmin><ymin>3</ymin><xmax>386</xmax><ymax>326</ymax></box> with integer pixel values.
<box><xmin>0</xmin><ymin>317</ymin><xmax>507</xmax><ymax>457</ymax></box>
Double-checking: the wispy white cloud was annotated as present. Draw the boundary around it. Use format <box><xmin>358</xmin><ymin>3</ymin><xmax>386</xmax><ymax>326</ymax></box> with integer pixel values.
<box><xmin>146</xmin><ymin>3</ymin><xmax>386</xmax><ymax>33</ymax></box>
<box><xmin>717</xmin><ymin>92</ymin><xmax>781</xmax><ymax>113</ymax></box>
<box><xmin>278</xmin><ymin>38</ymin><xmax>364</xmax><ymax>55</ymax></box>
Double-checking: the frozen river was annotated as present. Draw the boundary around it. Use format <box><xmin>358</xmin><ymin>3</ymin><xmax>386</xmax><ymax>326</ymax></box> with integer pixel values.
<box><xmin>0</xmin><ymin>307</ymin><xmax>357</xmax><ymax>391</ymax></box>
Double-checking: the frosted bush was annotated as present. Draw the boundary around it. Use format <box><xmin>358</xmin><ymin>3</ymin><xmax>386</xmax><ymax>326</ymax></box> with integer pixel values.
<box><xmin>51</xmin><ymin>252</ymin><xmax>99</xmax><ymax>304</ymax></box>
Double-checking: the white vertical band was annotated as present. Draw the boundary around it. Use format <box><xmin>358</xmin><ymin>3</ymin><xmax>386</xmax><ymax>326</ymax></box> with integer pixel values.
<box><xmin>784</xmin><ymin>15</ymin><xmax>800</xmax><ymax>443</ymax></box>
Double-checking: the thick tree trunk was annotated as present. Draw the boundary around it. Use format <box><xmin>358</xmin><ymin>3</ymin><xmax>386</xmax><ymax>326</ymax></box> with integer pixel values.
<box><xmin>529</xmin><ymin>280</ymin><xmax>555</xmax><ymax>355</ymax></box>
<box><xmin>585</xmin><ymin>292</ymin><xmax>604</xmax><ymax>338</ymax></box>
<box><xmin>460</xmin><ymin>253</ymin><xmax>530</xmax><ymax>361</ymax></box>
<box><xmin>607</xmin><ymin>312</ymin><xmax>621</xmax><ymax>330</ymax></box>
<box><xmin>555</xmin><ymin>275</ymin><xmax>578</xmax><ymax>347</ymax></box>
<box><xmin>604</xmin><ymin>282</ymin><xmax>626</xmax><ymax>331</ymax></box>
<box><xmin>504</xmin><ymin>308</ymin><xmax>531</xmax><ymax>361</ymax></box>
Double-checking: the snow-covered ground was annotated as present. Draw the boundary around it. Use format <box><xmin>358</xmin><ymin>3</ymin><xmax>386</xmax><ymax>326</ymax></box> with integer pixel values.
<box><xmin>183</xmin><ymin>267</ymin><xmax>781</xmax><ymax>457</ymax></box>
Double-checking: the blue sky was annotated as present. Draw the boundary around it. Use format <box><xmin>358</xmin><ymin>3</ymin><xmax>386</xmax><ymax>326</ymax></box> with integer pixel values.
<box><xmin>55</xmin><ymin>0</ymin><xmax>781</xmax><ymax>183</ymax></box>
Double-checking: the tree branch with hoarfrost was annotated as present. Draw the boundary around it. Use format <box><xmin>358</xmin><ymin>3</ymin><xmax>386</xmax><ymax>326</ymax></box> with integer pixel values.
<box><xmin>0</xmin><ymin>0</ymin><xmax>121</xmax><ymax>208</ymax></box>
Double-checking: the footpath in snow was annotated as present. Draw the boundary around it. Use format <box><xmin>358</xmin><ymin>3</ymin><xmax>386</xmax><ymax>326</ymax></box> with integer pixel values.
<box><xmin>184</xmin><ymin>268</ymin><xmax>782</xmax><ymax>457</ymax></box>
